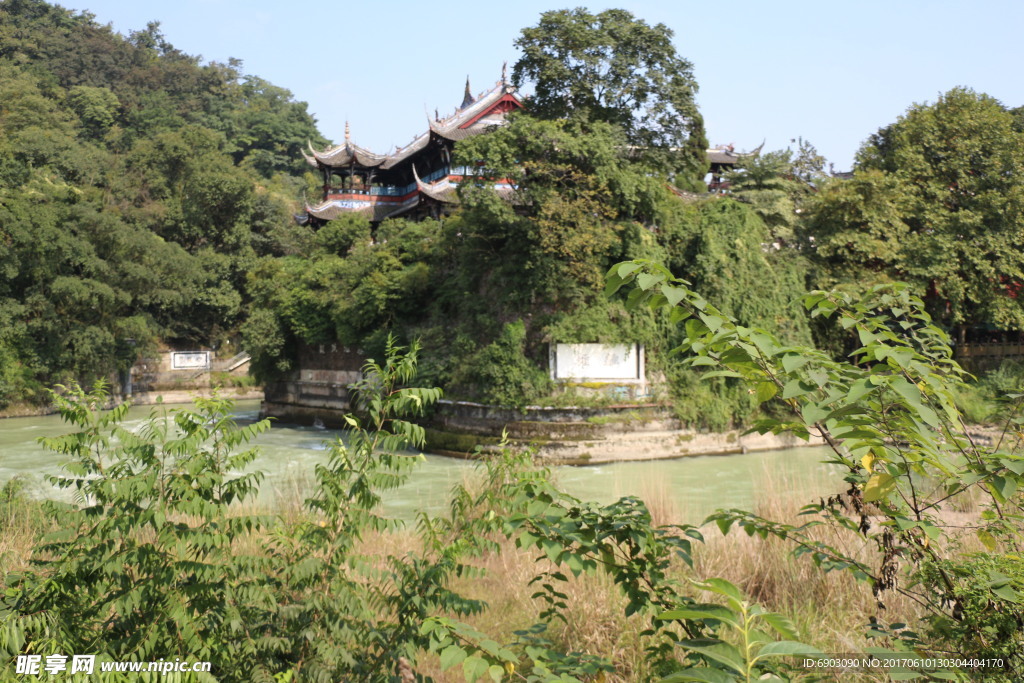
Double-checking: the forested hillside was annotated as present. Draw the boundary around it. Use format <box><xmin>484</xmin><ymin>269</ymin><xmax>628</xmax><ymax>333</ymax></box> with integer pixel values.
<box><xmin>243</xmin><ymin>9</ymin><xmax>813</xmax><ymax>427</ymax></box>
<box><xmin>5</xmin><ymin>1</ymin><xmax>1023</xmax><ymax>430</ymax></box>
<box><xmin>0</xmin><ymin>0</ymin><xmax>324</xmax><ymax>407</ymax></box>
<box><xmin>243</xmin><ymin>116</ymin><xmax>812</xmax><ymax>424</ymax></box>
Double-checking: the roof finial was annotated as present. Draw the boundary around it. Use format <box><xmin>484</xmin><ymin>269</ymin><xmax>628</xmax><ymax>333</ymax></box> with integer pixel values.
<box><xmin>345</xmin><ymin>120</ymin><xmax>351</xmax><ymax>143</ymax></box>
<box><xmin>501</xmin><ymin>61</ymin><xmax>508</xmax><ymax>84</ymax></box>
<box><xmin>461</xmin><ymin>76</ymin><xmax>473</xmax><ymax>109</ymax></box>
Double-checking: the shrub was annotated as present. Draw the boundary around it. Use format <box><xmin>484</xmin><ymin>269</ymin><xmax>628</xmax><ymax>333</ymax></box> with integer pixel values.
<box><xmin>611</xmin><ymin>259</ymin><xmax>1024</xmax><ymax>681</ymax></box>
<box><xmin>452</xmin><ymin>321</ymin><xmax>552</xmax><ymax>408</ymax></box>
<box><xmin>2</xmin><ymin>382</ymin><xmax>271</xmax><ymax>674</ymax></box>
<box><xmin>2</xmin><ymin>340</ymin><xmax>816</xmax><ymax>682</ymax></box>
<box><xmin>955</xmin><ymin>360</ymin><xmax>1024</xmax><ymax>425</ymax></box>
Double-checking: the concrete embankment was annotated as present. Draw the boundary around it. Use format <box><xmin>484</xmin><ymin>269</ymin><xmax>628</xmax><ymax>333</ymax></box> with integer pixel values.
<box><xmin>421</xmin><ymin>400</ymin><xmax>825</xmax><ymax>464</ymax></box>
<box><xmin>1</xmin><ymin>387</ymin><xmax>264</xmax><ymax>419</ymax></box>
<box><xmin>1</xmin><ymin>348</ymin><xmax>258</xmax><ymax>418</ymax></box>
<box><xmin>127</xmin><ymin>388</ymin><xmax>263</xmax><ymax>405</ymax></box>
<box><xmin>261</xmin><ymin>380</ymin><xmax>827</xmax><ymax>464</ymax></box>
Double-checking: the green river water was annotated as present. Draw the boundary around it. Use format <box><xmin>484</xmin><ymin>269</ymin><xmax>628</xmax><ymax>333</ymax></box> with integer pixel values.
<box><xmin>0</xmin><ymin>400</ymin><xmax>842</xmax><ymax>522</ymax></box>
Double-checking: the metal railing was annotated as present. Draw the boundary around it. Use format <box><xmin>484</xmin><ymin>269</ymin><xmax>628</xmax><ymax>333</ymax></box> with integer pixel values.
<box><xmin>212</xmin><ymin>352</ymin><xmax>251</xmax><ymax>372</ymax></box>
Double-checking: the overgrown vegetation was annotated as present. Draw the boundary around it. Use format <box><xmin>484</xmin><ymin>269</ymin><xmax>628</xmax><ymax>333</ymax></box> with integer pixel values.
<box><xmin>610</xmin><ymin>259</ymin><xmax>1024</xmax><ymax>680</ymax></box>
<box><xmin>5</xmin><ymin>271</ymin><xmax>1023</xmax><ymax>680</ymax></box>
<box><xmin>2</xmin><ymin>341</ymin><xmax>819</xmax><ymax>681</ymax></box>
<box><xmin>953</xmin><ymin>361</ymin><xmax>1024</xmax><ymax>425</ymax></box>
<box><xmin>0</xmin><ymin>0</ymin><xmax>324</xmax><ymax>408</ymax></box>
<box><xmin>245</xmin><ymin>115</ymin><xmax>809</xmax><ymax>426</ymax></box>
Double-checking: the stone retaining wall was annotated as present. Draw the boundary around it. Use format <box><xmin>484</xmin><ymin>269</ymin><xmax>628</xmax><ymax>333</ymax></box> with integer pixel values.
<box><xmin>423</xmin><ymin>399</ymin><xmax>823</xmax><ymax>464</ymax></box>
<box><xmin>130</xmin><ymin>349</ymin><xmax>251</xmax><ymax>393</ymax></box>
<box><xmin>261</xmin><ymin>377</ymin><xmax>355</xmax><ymax>428</ymax></box>
<box><xmin>260</xmin><ymin>386</ymin><xmax>825</xmax><ymax>464</ymax></box>
<box><xmin>129</xmin><ymin>388</ymin><xmax>263</xmax><ymax>406</ymax></box>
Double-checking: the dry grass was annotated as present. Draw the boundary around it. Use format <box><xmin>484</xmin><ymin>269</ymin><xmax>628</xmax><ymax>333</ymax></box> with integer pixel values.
<box><xmin>410</xmin><ymin>538</ymin><xmax>654</xmax><ymax>682</ymax></box>
<box><xmin>639</xmin><ymin>470</ymin><xmax>925</xmax><ymax>655</ymax></box>
<box><xmin>0</xmin><ymin>512</ymin><xmax>44</xmax><ymax>574</ymax></box>
<box><xmin>0</xmin><ymin>480</ymin><xmax>55</xmax><ymax>575</ymax></box>
<box><xmin>2</xmin><ymin>469</ymin><xmax>992</xmax><ymax>682</ymax></box>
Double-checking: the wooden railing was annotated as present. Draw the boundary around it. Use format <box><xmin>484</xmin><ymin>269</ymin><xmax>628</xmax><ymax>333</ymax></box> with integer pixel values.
<box><xmin>956</xmin><ymin>342</ymin><xmax>1024</xmax><ymax>359</ymax></box>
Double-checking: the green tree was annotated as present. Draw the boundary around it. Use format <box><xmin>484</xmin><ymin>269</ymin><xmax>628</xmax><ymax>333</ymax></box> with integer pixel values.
<box><xmin>802</xmin><ymin>169</ymin><xmax>909</xmax><ymax>285</ymax></box>
<box><xmin>513</xmin><ymin>7</ymin><xmax>703</xmax><ymax>180</ymax></box>
<box><xmin>453</xmin><ymin>115</ymin><xmax>664</xmax><ymax>309</ymax></box>
<box><xmin>727</xmin><ymin>139</ymin><xmax>827</xmax><ymax>244</ymax></box>
<box><xmin>4</xmin><ymin>384</ymin><xmax>272</xmax><ymax>669</ymax></box>
<box><xmin>1010</xmin><ymin>105</ymin><xmax>1024</xmax><ymax>133</ymax></box>
<box><xmin>675</xmin><ymin>111</ymin><xmax>710</xmax><ymax>193</ymax></box>
<box><xmin>67</xmin><ymin>85</ymin><xmax>120</xmax><ymax>138</ymax></box>
<box><xmin>726</xmin><ymin>150</ymin><xmax>797</xmax><ymax>238</ymax></box>
<box><xmin>230</xmin><ymin>75</ymin><xmax>327</xmax><ymax>176</ymax></box>
<box><xmin>809</xmin><ymin>87</ymin><xmax>1024</xmax><ymax>332</ymax></box>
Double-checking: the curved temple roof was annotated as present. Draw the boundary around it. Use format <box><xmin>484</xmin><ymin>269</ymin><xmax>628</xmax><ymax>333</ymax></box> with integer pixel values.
<box><xmin>306</xmin><ymin>80</ymin><xmax>522</xmax><ymax>172</ymax></box>
<box><xmin>413</xmin><ymin>165</ymin><xmax>458</xmax><ymax>203</ymax></box>
<box><xmin>304</xmin><ymin>195</ymin><xmax>421</xmax><ymax>222</ymax></box>
<box><xmin>706</xmin><ymin>142</ymin><xmax>765</xmax><ymax>167</ymax></box>
<box><xmin>304</xmin><ymin>140</ymin><xmax>389</xmax><ymax>169</ymax></box>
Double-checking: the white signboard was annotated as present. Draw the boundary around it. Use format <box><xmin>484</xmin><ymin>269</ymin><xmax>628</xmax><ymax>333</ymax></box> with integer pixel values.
<box><xmin>171</xmin><ymin>351</ymin><xmax>210</xmax><ymax>370</ymax></box>
<box><xmin>550</xmin><ymin>343</ymin><xmax>643</xmax><ymax>381</ymax></box>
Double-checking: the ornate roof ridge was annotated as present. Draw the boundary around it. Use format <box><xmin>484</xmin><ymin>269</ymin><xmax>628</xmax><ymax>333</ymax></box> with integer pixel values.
<box><xmin>381</xmin><ymin>131</ymin><xmax>431</xmax><ymax>169</ymax></box>
<box><xmin>706</xmin><ymin>142</ymin><xmax>764</xmax><ymax>166</ymax></box>
<box><xmin>307</xmin><ymin>73</ymin><xmax>521</xmax><ymax>171</ymax></box>
<box><xmin>437</xmin><ymin>80</ymin><xmax>517</xmax><ymax>128</ymax></box>
<box><xmin>308</xmin><ymin>138</ymin><xmax>389</xmax><ymax>168</ymax></box>
<box><xmin>413</xmin><ymin>164</ymin><xmax>459</xmax><ymax>204</ymax></box>
<box><xmin>706</xmin><ymin>141</ymin><xmax>764</xmax><ymax>156</ymax></box>
<box><xmin>302</xmin><ymin>146</ymin><xmax>318</xmax><ymax>168</ymax></box>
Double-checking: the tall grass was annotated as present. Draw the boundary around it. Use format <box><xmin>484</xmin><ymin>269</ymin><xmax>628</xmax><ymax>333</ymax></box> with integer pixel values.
<box><xmin>0</xmin><ymin>478</ymin><xmax>52</xmax><ymax>574</ymax></box>
<box><xmin>640</xmin><ymin>468</ymin><xmax>924</xmax><ymax>656</ymax></box>
<box><xmin>0</xmin><ymin>469</ymin><xmax>940</xmax><ymax>681</ymax></box>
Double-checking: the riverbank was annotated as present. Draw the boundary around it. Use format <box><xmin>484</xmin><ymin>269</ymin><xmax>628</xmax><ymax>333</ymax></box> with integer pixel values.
<box><xmin>0</xmin><ymin>387</ymin><xmax>264</xmax><ymax>419</ymax></box>
<box><xmin>0</xmin><ymin>401</ymin><xmax>839</xmax><ymax>520</ymax></box>
<box><xmin>263</xmin><ymin>392</ymin><xmax>826</xmax><ymax>463</ymax></box>
<box><xmin>426</xmin><ymin>400</ymin><xmax>827</xmax><ymax>463</ymax></box>
<box><xmin>0</xmin><ymin>473</ymin><xmax>919</xmax><ymax>682</ymax></box>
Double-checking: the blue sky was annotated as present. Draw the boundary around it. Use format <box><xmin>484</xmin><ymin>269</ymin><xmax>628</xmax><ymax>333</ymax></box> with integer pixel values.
<box><xmin>69</xmin><ymin>0</ymin><xmax>1024</xmax><ymax>171</ymax></box>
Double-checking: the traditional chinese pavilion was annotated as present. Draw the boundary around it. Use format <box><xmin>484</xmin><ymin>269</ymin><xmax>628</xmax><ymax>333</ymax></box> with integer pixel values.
<box><xmin>706</xmin><ymin>143</ymin><xmax>763</xmax><ymax>193</ymax></box>
<box><xmin>301</xmin><ymin>73</ymin><xmax>522</xmax><ymax>225</ymax></box>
